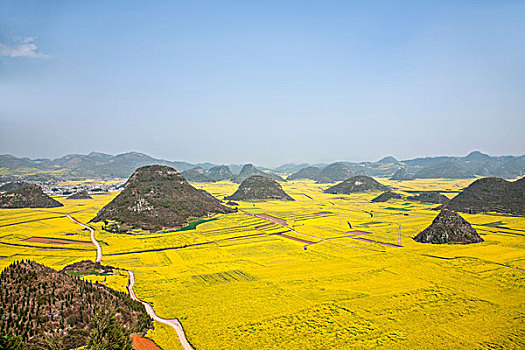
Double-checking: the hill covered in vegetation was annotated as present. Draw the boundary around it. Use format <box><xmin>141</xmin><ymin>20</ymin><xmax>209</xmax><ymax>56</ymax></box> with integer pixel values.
<box><xmin>0</xmin><ymin>184</ymin><xmax>63</xmax><ymax>208</ymax></box>
<box><xmin>390</xmin><ymin>168</ymin><xmax>413</xmax><ymax>180</ymax></box>
<box><xmin>181</xmin><ymin>167</ymin><xmax>211</xmax><ymax>182</ymax></box>
<box><xmin>414</xmin><ymin>209</ymin><xmax>483</xmax><ymax>244</ymax></box>
<box><xmin>231</xmin><ymin>164</ymin><xmax>284</xmax><ymax>184</ymax></box>
<box><xmin>207</xmin><ymin>165</ymin><xmax>234</xmax><ymax>181</ymax></box>
<box><xmin>407</xmin><ymin>192</ymin><xmax>450</xmax><ymax>204</ymax></box>
<box><xmin>182</xmin><ymin>165</ymin><xmax>235</xmax><ymax>182</ymax></box>
<box><xmin>286</xmin><ymin>166</ymin><xmax>321</xmax><ymax>181</ymax></box>
<box><xmin>286</xmin><ymin>163</ymin><xmax>352</xmax><ymax>182</ymax></box>
<box><xmin>414</xmin><ymin>161</ymin><xmax>474</xmax><ymax>179</ymax></box>
<box><xmin>371</xmin><ymin>191</ymin><xmax>403</xmax><ymax>202</ymax></box>
<box><xmin>446</xmin><ymin>177</ymin><xmax>525</xmax><ymax>215</ymax></box>
<box><xmin>91</xmin><ymin>165</ymin><xmax>235</xmax><ymax>232</ymax></box>
<box><xmin>226</xmin><ymin>175</ymin><xmax>294</xmax><ymax>201</ymax></box>
<box><xmin>324</xmin><ymin>175</ymin><xmax>389</xmax><ymax>194</ymax></box>
<box><xmin>0</xmin><ymin>260</ymin><xmax>151</xmax><ymax>349</ymax></box>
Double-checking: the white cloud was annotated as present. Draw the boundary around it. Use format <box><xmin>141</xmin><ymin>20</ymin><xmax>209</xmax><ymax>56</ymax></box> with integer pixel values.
<box><xmin>0</xmin><ymin>37</ymin><xmax>50</xmax><ymax>58</ymax></box>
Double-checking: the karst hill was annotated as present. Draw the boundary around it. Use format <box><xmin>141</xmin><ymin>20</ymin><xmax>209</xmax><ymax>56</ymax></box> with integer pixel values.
<box><xmin>91</xmin><ymin>165</ymin><xmax>235</xmax><ymax>232</ymax></box>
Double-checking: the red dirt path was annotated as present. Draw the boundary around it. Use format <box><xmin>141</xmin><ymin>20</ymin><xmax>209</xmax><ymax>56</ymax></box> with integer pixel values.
<box><xmin>131</xmin><ymin>334</ymin><xmax>162</xmax><ymax>350</ymax></box>
<box><xmin>24</xmin><ymin>237</ymin><xmax>93</xmax><ymax>245</ymax></box>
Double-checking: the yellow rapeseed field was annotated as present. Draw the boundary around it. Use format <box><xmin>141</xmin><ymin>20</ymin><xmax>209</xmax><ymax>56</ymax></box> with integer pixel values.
<box><xmin>1</xmin><ymin>179</ymin><xmax>523</xmax><ymax>349</ymax></box>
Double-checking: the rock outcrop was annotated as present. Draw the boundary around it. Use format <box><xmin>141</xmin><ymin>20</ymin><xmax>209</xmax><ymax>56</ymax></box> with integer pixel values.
<box><xmin>414</xmin><ymin>209</ymin><xmax>483</xmax><ymax>244</ymax></box>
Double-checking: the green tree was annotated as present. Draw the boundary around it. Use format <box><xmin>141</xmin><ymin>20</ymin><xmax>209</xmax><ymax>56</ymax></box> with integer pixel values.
<box><xmin>0</xmin><ymin>333</ymin><xmax>25</xmax><ymax>350</ymax></box>
<box><xmin>86</xmin><ymin>311</ymin><xmax>132</xmax><ymax>350</ymax></box>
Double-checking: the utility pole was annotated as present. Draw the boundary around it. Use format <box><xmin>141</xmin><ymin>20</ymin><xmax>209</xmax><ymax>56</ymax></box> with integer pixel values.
<box><xmin>397</xmin><ymin>224</ymin><xmax>402</xmax><ymax>246</ymax></box>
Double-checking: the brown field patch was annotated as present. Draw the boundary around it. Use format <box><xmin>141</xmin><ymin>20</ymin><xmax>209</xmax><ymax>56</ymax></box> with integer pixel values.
<box><xmin>131</xmin><ymin>334</ymin><xmax>162</xmax><ymax>350</ymax></box>
<box><xmin>314</xmin><ymin>211</ymin><xmax>333</xmax><ymax>216</ymax></box>
<box><xmin>277</xmin><ymin>233</ymin><xmax>315</xmax><ymax>245</ymax></box>
<box><xmin>24</xmin><ymin>237</ymin><xmax>93</xmax><ymax>245</ymax></box>
<box><xmin>346</xmin><ymin>230</ymin><xmax>371</xmax><ymax>235</ymax></box>
<box><xmin>255</xmin><ymin>223</ymin><xmax>274</xmax><ymax>230</ymax></box>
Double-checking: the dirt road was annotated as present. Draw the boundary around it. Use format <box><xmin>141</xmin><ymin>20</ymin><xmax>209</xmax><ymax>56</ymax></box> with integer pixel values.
<box><xmin>127</xmin><ymin>270</ymin><xmax>194</xmax><ymax>350</ymax></box>
<box><xmin>67</xmin><ymin>214</ymin><xmax>194</xmax><ymax>349</ymax></box>
<box><xmin>67</xmin><ymin>214</ymin><xmax>102</xmax><ymax>263</ymax></box>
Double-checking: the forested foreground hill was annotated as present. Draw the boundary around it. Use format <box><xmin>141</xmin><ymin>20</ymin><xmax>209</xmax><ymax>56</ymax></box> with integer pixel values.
<box><xmin>0</xmin><ymin>260</ymin><xmax>151</xmax><ymax>349</ymax></box>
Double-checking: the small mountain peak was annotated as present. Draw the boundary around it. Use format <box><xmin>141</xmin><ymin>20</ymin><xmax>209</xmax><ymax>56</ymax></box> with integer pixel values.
<box><xmin>414</xmin><ymin>209</ymin><xmax>483</xmax><ymax>244</ymax></box>
<box><xmin>465</xmin><ymin>151</ymin><xmax>490</xmax><ymax>161</ymax></box>
<box><xmin>226</xmin><ymin>175</ymin><xmax>293</xmax><ymax>201</ymax></box>
<box><xmin>377</xmin><ymin>156</ymin><xmax>398</xmax><ymax>164</ymax></box>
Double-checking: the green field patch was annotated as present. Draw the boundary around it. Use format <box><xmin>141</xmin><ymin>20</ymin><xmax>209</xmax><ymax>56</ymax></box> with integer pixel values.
<box><xmin>384</xmin><ymin>207</ymin><xmax>410</xmax><ymax>211</ymax></box>
<box><xmin>65</xmin><ymin>269</ymin><xmax>111</xmax><ymax>277</ymax></box>
<box><xmin>192</xmin><ymin>270</ymin><xmax>257</xmax><ymax>285</ymax></box>
<box><xmin>176</xmin><ymin>218</ymin><xmax>217</xmax><ymax>232</ymax></box>
<box><xmin>480</xmin><ymin>221</ymin><xmax>507</xmax><ymax>228</ymax></box>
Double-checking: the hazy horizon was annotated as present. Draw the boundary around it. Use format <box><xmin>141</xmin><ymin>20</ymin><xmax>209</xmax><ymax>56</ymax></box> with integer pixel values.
<box><xmin>2</xmin><ymin>149</ymin><xmax>524</xmax><ymax>170</ymax></box>
<box><xmin>1</xmin><ymin>1</ymin><xmax>524</xmax><ymax>167</ymax></box>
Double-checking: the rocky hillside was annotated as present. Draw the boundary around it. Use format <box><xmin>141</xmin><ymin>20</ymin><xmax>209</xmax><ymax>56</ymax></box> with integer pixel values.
<box><xmin>67</xmin><ymin>190</ymin><xmax>93</xmax><ymax>200</ymax></box>
<box><xmin>0</xmin><ymin>184</ymin><xmax>63</xmax><ymax>208</ymax></box>
<box><xmin>390</xmin><ymin>168</ymin><xmax>413</xmax><ymax>180</ymax></box>
<box><xmin>91</xmin><ymin>165</ymin><xmax>235</xmax><ymax>232</ymax></box>
<box><xmin>226</xmin><ymin>175</ymin><xmax>294</xmax><ymax>201</ymax></box>
<box><xmin>0</xmin><ymin>260</ymin><xmax>151</xmax><ymax>349</ymax></box>
<box><xmin>414</xmin><ymin>161</ymin><xmax>474</xmax><ymax>179</ymax></box>
<box><xmin>414</xmin><ymin>209</ymin><xmax>483</xmax><ymax>244</ymax></box>
<box><xmin>286</xmin><ymin>166</ymin><xmax>321</xmax><ymax>181</ymax></box>
<box><xmin>446</xmin><ymin>177</ymin><xmax>525</xmax><ymax>215</ymax></box>
<box><xmin>407</xmin><ymin>192</ymin><xmax>450</xmax><ymax>204</ymax></box>
<box><xmin>231</xmin><ymin>164</ymin><xmax>284</xmax><ymax>184</ymax></box>
<box><xmin>324</xmin><ymin>175</ymin><xmax>389</xmax><ymax>194</ymax></box>
<box><xmin>371</xmin><ymin>191</ymin><xmax>403</xmax><ymax>203</ymax></box>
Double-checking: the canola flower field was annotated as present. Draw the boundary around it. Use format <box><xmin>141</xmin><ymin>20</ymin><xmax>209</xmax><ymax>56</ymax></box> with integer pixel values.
<box><xmin>0</xmin><ymin>178</ymin><xmax>524</xmax><ymax>349</ymax></box>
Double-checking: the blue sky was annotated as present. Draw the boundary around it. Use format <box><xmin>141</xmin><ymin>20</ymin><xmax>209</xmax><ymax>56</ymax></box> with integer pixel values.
<box><xmin>1</xmin><ymin>0</ymin><xmax>524</xmax><ymax>166</ymax></box>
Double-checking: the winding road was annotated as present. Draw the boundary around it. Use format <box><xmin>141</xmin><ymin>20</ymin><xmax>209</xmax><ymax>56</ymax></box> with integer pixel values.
<box><xmin>67</xmin><ymin>214</ymin><xmax>102</xmax><ymax>263</ymax></box>
<box><xmin>128</xmin><ymin>271</ymin><xmax>194</xmax><ymax>350</ymax></box>
<box><xmin>67</xmin><ymin>214</ymin><xmax>193</xmax><ymax>349</ymax></box>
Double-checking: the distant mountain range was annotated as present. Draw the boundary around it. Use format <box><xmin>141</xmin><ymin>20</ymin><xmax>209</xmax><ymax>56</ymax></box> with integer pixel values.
<box><xmin>0</xmin><ymin>150</ymin><xmax>524</xmax><ymax>182</ymax></box>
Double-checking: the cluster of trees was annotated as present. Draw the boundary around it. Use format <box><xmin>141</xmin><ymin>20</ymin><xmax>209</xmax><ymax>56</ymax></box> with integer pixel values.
<box><xmin>1</xmin><ymin>311</ymin><xmax>133</xmax><ymax>349</ymax></box>
<box><xmin>0</xmin><ymin>260</ymin><xmax>152</xmax><ymax>349</ymax></box>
